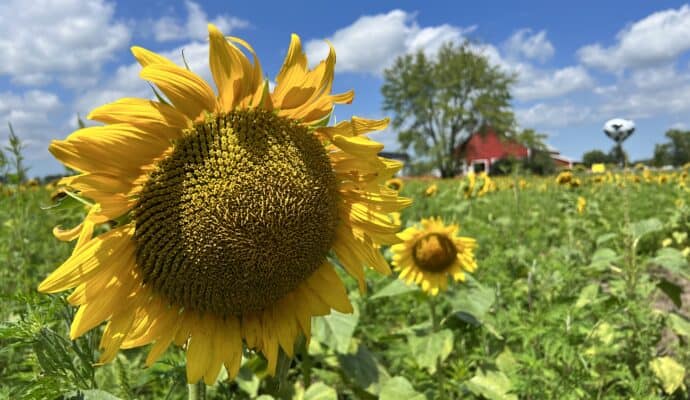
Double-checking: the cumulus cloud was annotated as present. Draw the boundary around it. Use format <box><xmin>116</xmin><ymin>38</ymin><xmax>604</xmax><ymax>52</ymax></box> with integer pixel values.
<box><xmin>153</xmin><ymin>1</ymin><xmax>249</xmax><ymax>42</ymax></box>
<box><xmin>304</xmin><ymin>10</ymin><xmax>472</xmax><ymax>75</ymax></box>
<box><xmin>504</xmin><ymin>29</ymin><xmax>554</xmax><ymax>63</ymax></box>
<box><xmin>0</xmin><ymin>90</ymin><xmax>65</xmax><ymax>170</ymax></box>
<box><xmin>515</xmin><ymin>103</ymin><xmax>595</xmax><ymax>128</ymax></box>
<box><xmin>514</xmin><ymin>66</ymin><xmax>593</xmax><ymax>101</ymax></box>
<box><xmin>0</xmin><ymin>0</ymin><xmax>130</xmax><ymax>87</ymax></box>
<box><xmin>578</xmin><ymin>4</ymin><xmax>690</xmax><ymax>71</ymax></box>
<box><xmin>599</xmin><ymin>81</ymin><xmax>690</xmax><ymax>119</ymax></box>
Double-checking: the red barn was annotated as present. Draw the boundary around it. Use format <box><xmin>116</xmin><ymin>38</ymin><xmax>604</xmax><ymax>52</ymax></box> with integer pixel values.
<box><xmin>460</xmin><ymin>128</ymin><xmax>572</xmax><ymax>174</ymax></box>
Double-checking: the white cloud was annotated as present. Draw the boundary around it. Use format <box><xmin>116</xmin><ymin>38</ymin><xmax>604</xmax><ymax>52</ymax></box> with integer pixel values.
<box><xmin>514</xmin><ymin>66</ymin><xmax>593</xmax><ymax>101</ymax></box>
<box><xmin>0</xmin><ymin>90</ymin><xmax>64</xmax><ymax>170</ymax></box>
<box><xmin>516</xmin><ymin>103</ymin><xmax>594</xmax><ymax>128</ymax></box>
<box><xmin>0</xmin><ymin>0</ymin><xmax>130</xmax><ymax>87</ymax></box>
<box><xmin>504</xmin><ymin>29</ymin><xmax>554</xmax><ymax>62</ymax></box>
<box><xmin>153</xmin><ymin>1</ymin><xmax>249</xmax><ymax>42</ymax></box>
<box><xmin>304</xmin><ymin>10</ymin><xmax>471</xmax><ymax>75</ymax></box>
<box><xmin>599</xmin><ymin>81</ymin><xmax>690</xmax><ymax>119</ymax></box>
<box><xmin>578</xmin><ymin>4</ymin><xmax>690</xmax><ymax>71</ymax></box>
<box><xmin>630</xmin><ymin>65</ymin><xmax>688</xmax><ymax>90</ymax></box>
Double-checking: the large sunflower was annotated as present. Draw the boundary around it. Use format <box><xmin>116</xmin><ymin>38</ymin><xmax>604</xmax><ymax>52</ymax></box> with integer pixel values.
<box><xmin>391</xmin><ymin>218</ymin><xmax>477</xmax><ymax>295</ymax></box>
<box><xmin>39</xmin><ymin>24</ymin><xmax>410</xmax><ymax>384</ymax></box>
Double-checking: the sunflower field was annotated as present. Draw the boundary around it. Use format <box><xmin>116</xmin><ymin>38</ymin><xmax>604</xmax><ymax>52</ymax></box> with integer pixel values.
<box><xmin>1</xmin><ymin>24</ymin><xmax>690</xmax><ymax>400</ymax></box>
<box><xmin>2</xmin><ymin>167</ymin><xmax>690</xmax><ymax>399</ymax></box>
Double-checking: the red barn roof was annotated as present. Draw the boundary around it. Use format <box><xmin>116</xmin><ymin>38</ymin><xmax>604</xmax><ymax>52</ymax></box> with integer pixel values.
<box><xmin>459</xmin><ymin>128</ymin><xmax>572</xmax><ymax>174</ymax></box>
<box><xmin>463</xmin><ymin>128</ymin><xmax>528</xmax><ymax>162</ymax></box>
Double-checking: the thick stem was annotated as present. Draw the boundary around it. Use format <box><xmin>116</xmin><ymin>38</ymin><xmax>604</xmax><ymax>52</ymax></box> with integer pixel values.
<box><xmin>187</xmin><ymin>382</ymin><xmax>206</xmax><ymax>400</ymax></box>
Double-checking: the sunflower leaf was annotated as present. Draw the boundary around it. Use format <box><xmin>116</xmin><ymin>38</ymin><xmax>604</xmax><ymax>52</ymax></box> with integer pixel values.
<box><xmin>337</xmin><ymin>344</ymin><xmax>389</xmax><ymax>395</ymax></box>
<box><xmin>465</xmin><ymin>369</ymin><xmax>517</xmax><ymax>400</ymax></box>
<box><xmin>312</xmin><ymin>308</ymin><xmax>359</xmax><ymax>353</ymax></box>
<box><xmin>649</xmin><ymin>356</ymin><xmax>686</xmax><ymax>394</ymax></box>
<box><xmin>407</xmin><ymin>329</ymin><xmax>454</xmax><ymax>373</ymax></box>
<box><xmin>379</xmin><ymin>377</ymin><xmax>425</xmax><ymax>400</ymax></box>
<box><xmin>370</xmin><ymin>279</ymin><xmax>417</xmax><ymax>300</ymax></box>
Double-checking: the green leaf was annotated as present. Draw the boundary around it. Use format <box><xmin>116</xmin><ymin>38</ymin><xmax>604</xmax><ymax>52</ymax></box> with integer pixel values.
<box><xmin>657</xmin><ymin>278</ymin><xmax>683</xmax><ymax>308</ymax></box>
<box><xmin>668</xmin><ymin>313</ymin><xmax>690</xmax><ymax>337</ymax></box>
<box><xmin>495</xmin><ymin>348</ymin><xmax>519</xmax><ymax>374</ymax></box>
<box><xmin>653</xmin><ymin>247</ymin><xmax>690</xmax><ymax>278</ymax></box>
<box><xmin>303</xmin><ymin>382</ymin><xmax>337</xmax><ymax>400</ymax></box>
<box><xmin>371</xmin><ymin>279</ymin><xmax>417</xmax><ymax>300</ymax></box>
<box><xmin>596</xmin><ymin>233</ymin><xmax>617</xmax><ymax>246</ymax></box>
<box><xmin>312</xmin><ymin>309</ymin><xmax>359</xmax><ymax>353</ymax></box>
<box><xmin>587</xmin><ymin>248</ymin><xmax>619</xmax><ymax>271</ymax></box>
<box><xmin>379</xmin><ymin>377</ymin><xmax>425</xmax><ymax>400</ymax></box>
<box><xmin>574</xmin><ymin>283</ymin><xmax>599</xmax><ymax>309</ymax></box>
<box><xmin>236</xmin><ymin>365</ymin><xmax>261</xmax><ymax>397</ymax></box>
<box><xmin>649</xmin><ymin>356</ymin><xmax>686</xmax><ymax>394</ymax></box>
<box><xmin>450</xmin><ymin>282</ymin><xmax>495</xmax><ymax>320</ymax></box>
<box><xmin>629</xmin><ymin>218</ymin><xmax>663</xmax><ymax>240</ymax></box>
<box><xmin>408</xmin><ymin>329</ymin><xmax>454</xmax><ymax>373</ymax></box>
<box><xmin>465</xmin><ymin>369</ymin><xmax>517</xmax><ymax>400</ymax></box>
<box><xmin>337</xmin><ymin>344</ymin><xmax>389</xmax><ymax>395</ymax></box>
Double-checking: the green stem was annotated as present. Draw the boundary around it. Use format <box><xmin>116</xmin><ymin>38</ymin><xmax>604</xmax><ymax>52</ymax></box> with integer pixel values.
<box><xmin>187</xmin><ymin>381</ymin><xmax>206</xmax><ymax>400</ymax></box>
<box><xmin>299</xmin><ymin>337</ymin><xmax>312</xmax><ymax>388</ymax></box>
<box><xmin>264</xmin><ymin>350</ymin><xmax>293</xmax><ymax>397</ymax></box>
<box><xmin>427</xmin><ymin>297</ymin><xmax>446</xmax><ymax>398</ymax></box>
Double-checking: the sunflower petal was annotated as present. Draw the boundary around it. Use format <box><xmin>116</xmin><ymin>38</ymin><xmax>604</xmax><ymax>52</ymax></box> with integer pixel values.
<box><xmin>140</xmin><ymin>64</ymin><xmax>216</xmax><ymax>121</ymax></box>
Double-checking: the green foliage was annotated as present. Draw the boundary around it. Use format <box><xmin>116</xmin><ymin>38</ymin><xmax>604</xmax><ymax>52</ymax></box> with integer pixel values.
<box><xmin>608</xmin><ymin>143</ymin><xmax>629</xmax><ymax>166</ymax></box>
<box><xmin>2</xmin><ymin>168</ymin><xmax>690</xmax><ymax>398</ymax></box>
<box><xmin>3</xmin><ymin>122</ymin><xmax>28</xmax><ymax>184</ymax></box>
<box><xmin>653</xmin><ymin>129</ymin><xmax>690</xmax><ymax>167</ymax></box>
<box><xmin>381</xmin><ymin>41</ymin><xmax>516</xmax><ymax>177</ymax></box>
<box><xmin>582</xmin><ymin>149</ymin><xmax>611</xmax><ymax>167</ymax></box>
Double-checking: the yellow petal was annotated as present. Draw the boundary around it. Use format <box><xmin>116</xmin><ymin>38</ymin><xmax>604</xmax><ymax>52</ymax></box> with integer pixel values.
<box><xmin>88</xmin><ymin>98</ymin><xmax>190</xmax><ymax>140</ymax></box>
<box><xmin>49</xmin><ymin>124</ymin><xmax>170</xmax><ymax>177</ymax></box>
<box><xmin>186</xmin><ymin>315</ymin><xmax>213</xmax><ymax>384</ymax></box>
<box><xmin>305</xmin><ymin>262</ymin><xmax>353</xmax><ymax>314</ymax></box>
<box><xmin>38</xmin><ymin>225</ymin><xmax>134</xmax><ymax>293</ymax></box>
<box><xmin>131</xmin><ymin>46</ymin><xmax>176</xmax><ymax>67</ymax></box>
<box><xmin>98</xmin><ymin>305</ymin><xmax>137</xmax><ymax>363</ymax></box>
<box><xmin>140</xmin><ymin>64</ymin><xmax>216</xmax><ymax>121</ymax></box>
<box><xmin>332</xmin><ymin>134</ymin><xmax>384</xmax><ymax>157</ymax></box>
<box><xmin>208</xmin><ymin>24</ymin><xmax>263</xmax><ymax>112</ymax></box>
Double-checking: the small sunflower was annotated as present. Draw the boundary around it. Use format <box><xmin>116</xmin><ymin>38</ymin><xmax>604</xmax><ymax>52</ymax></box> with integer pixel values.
<box><xmin>385</xmin><ymin>177</ymin><xmax>404</xmax><ymax>192</ymax></box>
<box><xmin>39</xmin><ymin>24</ymin><xmax>410</xmax><ymax>384</ymax></box>
<box><xmin>577</xmin><ymin>196</ymin><xmax>586</xmax><ymax>214</ymax></box>
<box><xmin>555</xmin><ymin>171</ymin><xmax>573</xmax><ymax>185</ymax></box>
<box><xmin>391</xmin><ymin>218</ymin><xmax>477</xmax><ymax>295</ymax></box>
<box><xmin>425</xmin><ymin>183</ymin><xmax>438</xmax><ymax>197</ymax></box>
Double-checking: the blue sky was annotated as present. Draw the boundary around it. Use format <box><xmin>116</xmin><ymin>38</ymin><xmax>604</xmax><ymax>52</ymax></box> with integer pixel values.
<box><xmin>2</xmin><ymin>0</ymin><xmax>690</xmax><ymax>177</ymax></box>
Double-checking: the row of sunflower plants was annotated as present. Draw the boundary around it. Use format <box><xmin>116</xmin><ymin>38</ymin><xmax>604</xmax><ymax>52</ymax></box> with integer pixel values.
<box><xmin>1</xmin><ymin>169</ymin><xmax>690</xmax><ymax>398</ymax></box>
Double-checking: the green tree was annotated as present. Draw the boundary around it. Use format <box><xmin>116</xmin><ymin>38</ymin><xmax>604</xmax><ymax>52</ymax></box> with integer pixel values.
<box><xmin>581</xmin><ymin>149</ymin><xmax>610</xmax><ymax>167</ymax></box>
<box><xmin>652</xmin><ymin>143</ymin><xmax>672</xmax><ymax>167</ymax></box>
<box><xmin>382</xmin><ymin>42</ymin><xmax>516</xmax><ymax>177</ymax></box>
<box><xmin>511</xmin><ymin>128</ymin><xmax>548</xmax><ymax>152</ymax></box>
<box><xmin>608</xmin><ymin>145</ymin><xmax>628</xmax><ymax>167</ymax></box>
<box><xmin>664</xmin><ymin>129</ymin><xmax>690</xmax><ymax>166</ymax></box>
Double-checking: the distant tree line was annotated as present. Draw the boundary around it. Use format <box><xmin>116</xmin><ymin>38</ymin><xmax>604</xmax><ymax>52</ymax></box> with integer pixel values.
<box><xmin>652</xmin><ymin>129</ymin><xmax>690</xmax><ymax>167</ymax></box>
<box><xmin>582</xmin><ymin>128</ymin><xmax>690</xmax><ymax>168</ymax></box>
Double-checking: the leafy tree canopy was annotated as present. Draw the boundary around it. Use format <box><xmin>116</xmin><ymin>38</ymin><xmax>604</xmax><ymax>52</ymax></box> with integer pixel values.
<box><xmin>382</xmin><ymin>41</ymin><xmax>516</xmax><ymax>177</ymax></box>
